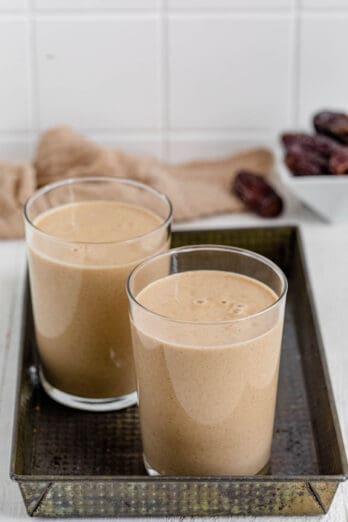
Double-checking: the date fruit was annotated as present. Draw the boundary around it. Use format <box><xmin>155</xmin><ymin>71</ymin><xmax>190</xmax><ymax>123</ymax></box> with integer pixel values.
<box><xmin>313</xmin><ymin>111</ymin><xmax>348</xmax><ymax>145</ymax></box>
<box><xmin>284</xmin><ymin>145</ymin><xmax>329</xmax><ymax>176</ymax></box>
<box><xmin>281</xmin><ymin>132</ymin><xmax>339</xmax><ymax>157</ymax></box>
<box><xmin>329</xmin><ymin>149</ymin><xmax>348</xmax><ymax>175</ymax></box>
<box><xmin>233</xmin><ymin>171</ymin><xmax>283</xmax><ymax>218</ymax></box>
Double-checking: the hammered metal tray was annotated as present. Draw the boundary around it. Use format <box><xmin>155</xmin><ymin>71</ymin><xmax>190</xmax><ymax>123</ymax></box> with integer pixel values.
<box><xmin>10</xmin><ymin>226</ymin><xmax>347</xmax><ymax>517</ymax></box>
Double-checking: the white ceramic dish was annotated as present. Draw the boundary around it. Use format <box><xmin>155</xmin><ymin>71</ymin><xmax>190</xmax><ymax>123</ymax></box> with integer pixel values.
<box><xmin>277</xmin><ymin>153</ymin><xmax>348</xmax><ymax>223</ymax></box>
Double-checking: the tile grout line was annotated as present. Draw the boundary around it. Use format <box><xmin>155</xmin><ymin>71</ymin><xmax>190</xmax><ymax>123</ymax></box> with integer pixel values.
<box><xmin>159</xmin><ymin>0</ymin><xmax>170</xmax><ymax>161</ymax></box>
<box><xmin>150</xmin><ymin>10</ymin><xmax>299</xmax><ymax>18</ymax></box>
<box><xmin>290</xmin><ymin>0</ymin><xmax>300</xmax><ymax>128</ymax></box>
<box><xmin>295</xmin><ymin>0</ymin><xmax>302</xmax><ymax>127</ymax></box>
<box><xmin>28</xmin><ymin>0</ymin><xmax>40</xmax><ymax>144</ymax></box>
<box><xmin>299</xmin><ymin>7</ymin><xmax>348</xmax><ymax>15</ymax></box>
<box><xmin>165</xmin><ymin>7</ymin><xmax>348</xmax><ymax>15</ymax></box>
<box><xmin>0</xmin><ymin>8</ymin><xmax>306</xmax><ymax>16</ymax></box>
<box><xmin>0</xmin><ymin>129</ymin><xmax>276</xmax><ymax>141</ymax></box>
<box><xmin>1</xmin><ymin>7</ymin><xmax>348</xmax><ymax>16</ymax></box>
<box><xmin>28</xmin><ymin>8</ymin><xmax>162</xmax><ymax>16</ymax></box>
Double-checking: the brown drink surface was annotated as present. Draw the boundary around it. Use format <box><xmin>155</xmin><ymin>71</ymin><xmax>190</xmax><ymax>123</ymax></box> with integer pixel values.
<box><xmin>28</xmin><ymin>201</ymin><xmax>166</xmax><ymax>398</ymax></box>
<box><xmin>132</xmin><ymin>270</ymin><xmax>283</xmax><ymax>475</ymax></box>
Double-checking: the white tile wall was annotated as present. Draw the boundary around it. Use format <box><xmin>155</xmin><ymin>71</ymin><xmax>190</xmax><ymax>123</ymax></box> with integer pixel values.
<box><xmin>92</xmin><ymin>134</ymin><xmax>162</xmax><ymax>158</ymax></box>
<box><xmin>0</xmin><ymin>0</ymin><xmax>348</xmax><ymax>163</ymax></box>
<box><xmin>33</xmin><ymin>0</ymin><xmax>159</xmax><ymax>10</ymax></box>
<box><xmin>35</xmin><ymin>15</ymin><xmax>161</xmax><ymax>130</ymax></box>
<box><xmin>167</xmin><ymin>134</ymin><xmax>274</xmax><ymax>162</ymax></box>
<box><xmin>0</xmin><ymin>0</ymin><xmax>28</xmax><ymax>10</ymax></box>
<box><xmin>0</xmin><ymin>19</ymin><xmax>31</xmax><ymax>131</ymax></box>
<box><xmin>300</xmin><ymin>0</ymin><xmax>348</xmax><ymax>8</ymax></box>
<box><xmin>0</xmin><ymin>139</ymin><xmax>33</xmax><ymax>161</ymax></box>
<box><xmin>168</xmin><ymin>1</ymin><xmax>294</xmax><ymax>9</ymax></box>
<box><xmin>298</xmin><ymin>13</ymin><xmax>348</xmax><ymax>128</ymax></box>
<box><xmin>168</xmin><ymin>14</ymin><xmax>293</xmax><ymax>131</ymax></box>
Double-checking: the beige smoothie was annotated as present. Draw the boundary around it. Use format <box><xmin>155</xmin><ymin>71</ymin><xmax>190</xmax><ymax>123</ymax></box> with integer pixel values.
<box><xmin>131</xmin><ymin>270</ymin><xmax>283</xmax><ymax>476</ymax></box>
<box><xmin>28</xmin><ymin>200</ymin><xmax>168</xmax><ymax>399</ymax></box>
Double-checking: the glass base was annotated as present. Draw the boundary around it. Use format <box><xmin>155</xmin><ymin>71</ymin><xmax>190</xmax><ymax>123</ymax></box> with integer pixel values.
<box><xmin>143</xmin><ymin>454</ymin><xmax>161</xmax><ymax>476</ymax></box>
<box><xmin>143</xmin><ymin>454</ymin><xmax>270</xmax><ymax>476</ymax></box>
<box><xmin>39</xmin><ymin>369</ymin><xmax>137</xmax><ymax>412</ymax></box>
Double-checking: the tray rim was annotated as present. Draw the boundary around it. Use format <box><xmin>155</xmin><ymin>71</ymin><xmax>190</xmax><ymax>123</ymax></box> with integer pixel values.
<box><xmin>296</xmin><ymin>226</ymin><xmax>348</xmax><ymax>479</ymax></box>
<box><xmin>10</xmin><ymin>473</ymin><xmax>347</xmax><ymax>483</ymax></box>
<box><xmin>9</xmin><ymin>224</ymin><xmax>348</xmax><ymax>485</ymax></box>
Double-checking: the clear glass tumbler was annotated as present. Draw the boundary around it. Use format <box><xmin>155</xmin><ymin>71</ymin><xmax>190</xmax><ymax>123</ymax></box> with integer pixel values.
<box><xmin>127</xmin><ymin>245</ymin><xmax>287</xmax><ymax>476</ymax></box>
<box><xmin>24</xmin><ymin>177</ymin><xmax>172</xmax><ymax>411</ymax></box>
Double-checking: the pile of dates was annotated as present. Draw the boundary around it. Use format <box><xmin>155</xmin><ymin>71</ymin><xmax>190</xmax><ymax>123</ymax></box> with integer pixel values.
<box><xmin>281</xmin><ymin>110</ymin><xmax>348</xmax><ymax>176</ymax></box>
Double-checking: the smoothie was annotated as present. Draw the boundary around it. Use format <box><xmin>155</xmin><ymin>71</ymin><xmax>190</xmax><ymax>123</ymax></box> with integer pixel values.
<box><xmin>131</xmin><ymin>270</ymin><xmax>283</xmax><ymax>476</ymax></box>
<box><xmin>28</xmin><ymin>200</ymin><xmax>168</xmax><ymax>399</ymax></box>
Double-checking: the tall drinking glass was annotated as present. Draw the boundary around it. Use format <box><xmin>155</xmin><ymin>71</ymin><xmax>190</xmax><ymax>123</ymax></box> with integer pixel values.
<box><xmin>24</xmin><ymin>177</ymin><xmax>172</xmax><ymax>411</ymax></box>
<box><xmin>127</xmin><ymin>245</ymin><xmax>287</xmax><ymax>475</ymax></box>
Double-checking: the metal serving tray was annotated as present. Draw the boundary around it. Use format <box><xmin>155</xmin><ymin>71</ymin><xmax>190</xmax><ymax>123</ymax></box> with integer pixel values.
<box><xmin>10</xmin><ymin>226</ymin><xmax>347</xmax><ymax>517</ymax></box>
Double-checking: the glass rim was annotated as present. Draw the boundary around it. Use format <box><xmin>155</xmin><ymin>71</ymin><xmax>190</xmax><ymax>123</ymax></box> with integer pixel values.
<box><xmin>126</xmin><ymin>244</ymin><xmax>288</xmax><ymax>326</ymax></box>
<box><xmin>23</xmin><ymin>176</ymin><xmax>173</xmax><ymax>246</ymax></box>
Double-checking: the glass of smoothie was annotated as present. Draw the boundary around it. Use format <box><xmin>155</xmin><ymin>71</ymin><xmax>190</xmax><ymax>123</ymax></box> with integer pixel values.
<box><xmin>24</xmin><ymin>177</ymin><xmax>172</xmax><ymax>411</ymax></box>
<box><xmin>127</xmin><ymin>245</ymin><xmax>287</xmax><ymax>476</ymax></box>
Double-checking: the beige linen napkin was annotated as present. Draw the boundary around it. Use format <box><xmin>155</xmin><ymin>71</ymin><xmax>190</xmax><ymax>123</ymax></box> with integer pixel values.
<box><xmin>35</xmin><ymin>127</ymin><xmax>274</xmax><ymax>221</ymax></box>
<box><xmin>0</xmin><ymin>126</ymin><xmax>274</xmax><ymax>239</ymax></box>
<box><xmin>0</xmin><ymin>162</ymin><xmax>36</xmax><ymax>238</ymax></box>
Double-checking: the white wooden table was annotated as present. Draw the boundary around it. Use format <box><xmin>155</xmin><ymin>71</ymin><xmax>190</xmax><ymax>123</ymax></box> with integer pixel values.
<box><xmin>1</xmin><ymin>196</ymin><xmax>348</xmax><ymax>521</ymax></box>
